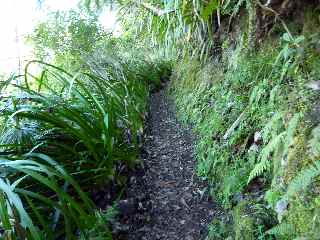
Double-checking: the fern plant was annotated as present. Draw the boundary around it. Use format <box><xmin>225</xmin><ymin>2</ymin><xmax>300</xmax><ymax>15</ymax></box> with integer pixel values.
<box><xmin>248</xmin><ymin>131</ymin><xmax>286</xmax><ymax>183</ymax></box>
<box><xmin>248</xmin><ymin>113</ymin><xmax>301</xmax><ymax>183</ymax></box>
<box><xmin>285</xmin><ymin>160</ymin><xmax>320</xmax><ymax>199</ymax></box>
<box><xmin>266</xmin><ymin>222</ymin><xmax>295</xmax><ymax>238</ymax></box>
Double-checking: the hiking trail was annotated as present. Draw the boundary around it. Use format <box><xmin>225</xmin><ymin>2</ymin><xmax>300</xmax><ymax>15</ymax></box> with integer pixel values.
<box><xmin>117</xmin><ymin>87</ymin><xmax>218</xmax><ymax>240</ymax></box>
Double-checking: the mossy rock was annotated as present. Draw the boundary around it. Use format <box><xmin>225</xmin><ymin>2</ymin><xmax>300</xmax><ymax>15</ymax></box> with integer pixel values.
<box><xmin>233</xmin><ymin>200</ymin><xmax>256</xmax><ymax>240</ymax></box>
<box><xmin>233</xmin><ymin>200</ymin><xmax>276</xmax><ymax>240</ymax></box>
<box><xmin>281</xmin><ymin>192</ymin><xmax>320</xmax><ymax>239</ymax></box>
<box><xmin>284</xmin><ymin>135</ymin><xmax>310</xmax><ymax>184</ymax></box>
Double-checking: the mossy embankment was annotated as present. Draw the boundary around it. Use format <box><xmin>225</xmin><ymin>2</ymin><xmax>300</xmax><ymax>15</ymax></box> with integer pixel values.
<box><xmin>170</xmin><ymin>4</ymin><xmax>320</xmax><ymax>239</ymax></box>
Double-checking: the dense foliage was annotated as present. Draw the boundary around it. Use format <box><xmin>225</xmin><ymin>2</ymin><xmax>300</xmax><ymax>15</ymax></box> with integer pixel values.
<box><xmin>0</xmin><ymin>6</ymin><xmax>169</xmax><ymax>239</ymax></box>
<box><xmin>170</xmin><ymin>4</ymin><xmax>320</xmax><ymax>240</ymax></box>
<box><xmin>1</xmin><ymin>0</ymin><xmax>320</xmax><ymax>239</ymax></box>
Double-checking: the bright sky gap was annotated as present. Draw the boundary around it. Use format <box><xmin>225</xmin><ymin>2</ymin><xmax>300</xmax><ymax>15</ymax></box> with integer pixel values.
<box><xmin>0</xmin><ymin>0</ymin><xmax>118</xmax><ymax>74</ymax></box>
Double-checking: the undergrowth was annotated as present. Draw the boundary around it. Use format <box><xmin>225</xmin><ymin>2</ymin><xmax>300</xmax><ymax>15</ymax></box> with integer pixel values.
<box><xmin>170</xmin><ymin>17</ymin><xmax>320</xmax><ymax>239</ymax></box>
<box><xmin>1</xmin><ymin>0</ymin><xmax>319</xmax><ymax>238</ymax></box>
<box><xmin>0</xmin><ymin>26</ymin><xmax>170</xmax><ymax>240</ymax></box>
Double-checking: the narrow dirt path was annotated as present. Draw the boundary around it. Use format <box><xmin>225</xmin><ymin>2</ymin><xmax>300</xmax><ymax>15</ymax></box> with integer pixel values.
<box><xmin>117</xmin><ymin>87</ymin><xmax>217</xmax><ymax>240</ymax></box>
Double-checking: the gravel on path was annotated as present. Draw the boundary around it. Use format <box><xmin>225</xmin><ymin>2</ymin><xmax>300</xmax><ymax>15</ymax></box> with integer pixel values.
<box><xmin>116</xmin><ymin>87</ymin><xmax>217</xmax><ymax>240</ymax></box>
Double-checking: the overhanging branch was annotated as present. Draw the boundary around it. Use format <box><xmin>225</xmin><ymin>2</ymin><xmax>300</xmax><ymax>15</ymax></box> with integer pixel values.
<box><xmin>138</xmin><ymin>2</ymin><xmax>175</xmax><ymax>16</ymax></box>
<box><xmin>257</xmin><ymin>1</ymin><xmax>294</xmax><ymax>41</ymax></box>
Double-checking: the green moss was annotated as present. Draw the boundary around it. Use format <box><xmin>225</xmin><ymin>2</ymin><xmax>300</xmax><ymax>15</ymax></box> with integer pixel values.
<box><xmin>284</xmin><ymin>135</ymin><xmax>310</xmax><ymax>184</ymax></box>
<box><xmin>171</xmin><ymin>17</ymin><xmax>320</xmax><ymax>238</ymax></box>
<box><xmin>285</xmin><ymin>197</ymin><xmax>320</xmax><ymax>239</ymax></box>
<box><xmin>233</xmin><ymin>201</ymin><xmax>256</xmax><ymax>240</ymax></box>
<box><xmin>233</xmin><ymin>200</ymin><xmax>275</xmax><ymax>240</ymax></box>
<box><xmin>208</xmin><ymin>218</ymin><xmax>233</xmax><ymax>240</ymax></box>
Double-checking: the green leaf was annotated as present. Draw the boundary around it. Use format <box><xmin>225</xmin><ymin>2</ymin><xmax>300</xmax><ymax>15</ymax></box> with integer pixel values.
<box><xmin>202</xmin><ymin>0</ymin><xmax>219</xmax><ymax>21</ymax></box>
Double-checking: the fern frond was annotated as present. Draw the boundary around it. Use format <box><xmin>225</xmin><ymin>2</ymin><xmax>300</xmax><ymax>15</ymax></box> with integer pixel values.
<box><xmin>248</xmin><ymin>114</ymin><xmax>301</xmax><ymax>183</ymax></box>
<box><xmin>267</xmin><ymin>222</ymin><xmax>295</xmax><ymax>237</ymax></box>
<box><xmin>262</xmin><ymin>112</ymin><xmax>284</xmax><ymax>142</ymax></box>
<box><xmin>228</xmin><ymin>0</ymin><xmax>246</xmax><ymax>21</ymax></box>
<box><xmin>269</xmin><ymin>85</ymin><xmax>281</xmax><ymax>106</ymax></box>
<box><xmin>286</xmin><ymin>161</ymin><xmax>320</xmax><ymax>198</ymax></box>
<box><xmin>248</xmin><ymin>132</ymin><xmax>285</xmax><ymax>182</ymax></box>
<box><xmin>249</xmin><ymin>85</ymin><xmax>264</xmax><ymax>105</ymax></box>
<box><xmin>248</xmin><ymin>158</ymin><xmax>270</xmax><ymax>183</ymax></box>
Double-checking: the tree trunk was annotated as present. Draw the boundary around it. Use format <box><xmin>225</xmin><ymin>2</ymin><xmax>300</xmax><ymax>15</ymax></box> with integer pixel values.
<box><xmin>247</xmin><ymin>0</ymin><xmax>258</xmax><ymax>51</ymax></box>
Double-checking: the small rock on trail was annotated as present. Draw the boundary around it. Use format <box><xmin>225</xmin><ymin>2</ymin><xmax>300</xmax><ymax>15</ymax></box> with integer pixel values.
<box><xmin>116</xmin><ymin>86</ymin><xmax>217</xmax><ymax>240</ymax></box>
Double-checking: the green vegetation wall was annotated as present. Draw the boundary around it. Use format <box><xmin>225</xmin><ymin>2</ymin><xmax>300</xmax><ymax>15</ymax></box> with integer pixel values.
<box><xmin>1</xmin><ymin>0</ymin><xmax>320</xmax><ymax>238</ymax></box>
<box><xmin>170</xmin><ymin>2</ymin><xmax>320</xmax><ymax>239</ymax></box>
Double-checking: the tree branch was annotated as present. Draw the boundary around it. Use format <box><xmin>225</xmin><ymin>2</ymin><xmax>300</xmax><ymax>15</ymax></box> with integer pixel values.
<box><xmin>257</xmin><ymin>0</ymin><xmax>294</xmax><ymax>41</ymax></box>
<box><xmin>223</xmin><ymin>111</ymin><xmax>246</xmax><ymax>140</ymax></box>
<box><xmin>139</xmin><ymin>2</ymin><xmax>175</xmax><ymax>16</ymax></box>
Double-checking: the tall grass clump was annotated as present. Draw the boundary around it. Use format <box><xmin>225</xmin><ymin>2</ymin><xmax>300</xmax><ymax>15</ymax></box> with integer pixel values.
<box><xmin>0</xmin><ymin>1</ymin><xmax>171</xmax><ymax>238</ymax></box>
<box><xmin>0</xmin><ymin>153</ymin><xmax>96</xmax><ymax>239</ymax></box>
<box><xmin>0</xmin><ymin>35</ymin><xmax>171</xmax><ymax>238</ymax></box>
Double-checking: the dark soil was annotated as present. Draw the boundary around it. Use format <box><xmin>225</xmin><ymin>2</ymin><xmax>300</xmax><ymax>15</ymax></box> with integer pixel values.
<box><xmin>114</xmin><ymin>87</ymin><xmax>218</xmax><ymax>240</ymax></box>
